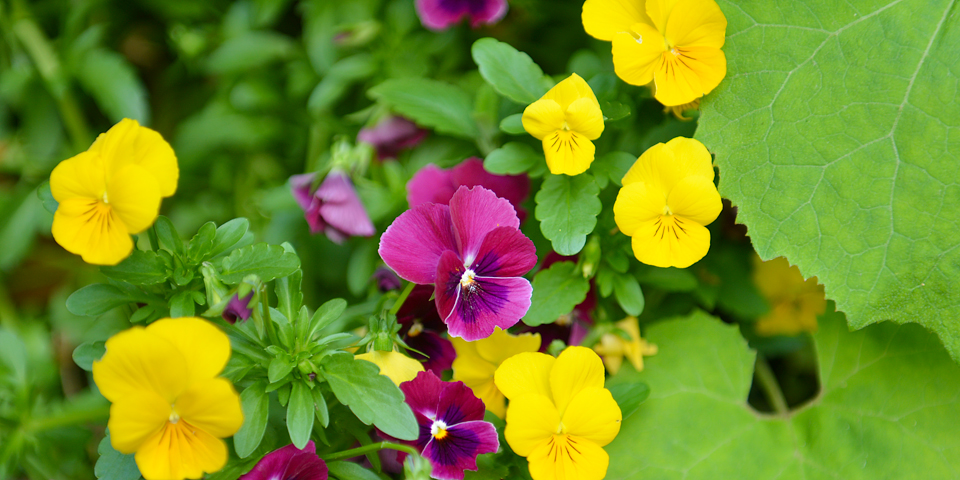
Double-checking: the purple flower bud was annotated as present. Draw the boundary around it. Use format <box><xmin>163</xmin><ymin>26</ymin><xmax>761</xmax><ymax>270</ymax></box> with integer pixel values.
<box><xmin>290</xmin><ymin>171</ymin><xmax>376</xmax><ymax>244</ymax></box>
<box><xmin>357</xmin><ymin>116</ymin><xmax>429</xmax><ymax>160</ymax></box>
<box><xmin>415</xmin><ymin>0</ymin><xmax>509</xmax><ymax>31</ymax></box>
<box><xmin>222</xmin><ymin>293</ymin><xmax>253</xmax><ymax>324</ymax></box>
<box><xmin>373</xmin><ymin>267</ymin><xmax>403</xmax><ymax>292</ymax></box>
<box><xmin>240</xmin><ymin>441</ymin><xmax>327</xmax><ymax>480</ymax></box>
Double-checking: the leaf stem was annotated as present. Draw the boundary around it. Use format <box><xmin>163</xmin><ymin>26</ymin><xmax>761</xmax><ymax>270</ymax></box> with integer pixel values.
<box><xmin>755</xmin><ymin>354</ymin><xmax>788</xmax><ymax>415</ymax></box>
<box><xmin>322</xmin><ymin>441</ymin><xmax>419</xmax><ymax>463</ymax></box>
<box><xmin>388</xmin><ymin>281</ymin><xmax>416</xmax><ymax>316</ymax></box>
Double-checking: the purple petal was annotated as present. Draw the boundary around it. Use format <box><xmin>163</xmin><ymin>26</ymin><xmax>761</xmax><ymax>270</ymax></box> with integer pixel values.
<box><xmin>397</xmin><ymin>285</ymin><xmax>445</xmax><ymax>330</ymax></box>
<box><xmin>407</xmin><ymin>164</ymin><xmax>458</xmax><ymax>208</ymax></box>
<box><xmin>358</xmin><ymin>116</ymin><xmax>429</xmax><ymax>160</ymax></box>
<box><xmin>437</xmin><ymin>380</ymin><xmax>486</xmax><ymax>425</ymax></box>
<box><xmin>399</xmin><ymin>370</ymin><xmax>444</xmax><ymax>420</ymax></box>
<box><xmin>290</xmin><ymin>174</ymin><xmax>318</xmax><ymax>211</ymax></box>
<box><xmin>222</xmin><ymin>293</ymin><xmax>253</xmax><ymax>324</ymax></box>
<box><xmin>241</xmin><ymin>442</ymin><xmax>327</xmax><ymax>480</ymax></box>
<box><xmin>282</xmin><ymin>452</ymin><xmax>328</xmax><ymax>480</ymax></box>
<box><xmin>470</xmin><ymin>226</ymin><xmax>537</xmax><ymax>278</ymax></box>
<box><xmin>315</xmin><ymin>172</ymin><xmax>375</xmax><ymax>241</ymax></box>
<box><xmin>406</xmin><ymin>330</ymin><xmax>456</xmax><ymax>375</ymax></box>
<box><xmin>450</xmin><ymin>158</ymin><xmax>529</xmax><ymax>216</ymax></box>
<box><xmin>373</xmin><ymin>267</ymin><xmax>403</xmax><ymax>292</ymax></box>
<box><xmin>421</xmin><ymin>421</ymin><xmax>499</xmax><ymax>480</ymax></box>
<box><xmin>449</xmin><ymin>186</ymin><xmax>519</xmax><ymax>265</ymax></box>
<box><xmin>435</xmin><ymin>251</ymin><xmax>531</xmax><ymax>341</ymax></box>
<box><xmin>415</xmin><ymin>0</ymin><xmax>508</xmax><ymax>31</ymax></box>
<box><xmin>465</xmin><ymin>0</ymin><xmax>508</xmax><ymax>28</ymax></box>
<box><xmin>379</xmin><ymin>203</ymin><xmax>457</xmax><ymax>284</ymax></box>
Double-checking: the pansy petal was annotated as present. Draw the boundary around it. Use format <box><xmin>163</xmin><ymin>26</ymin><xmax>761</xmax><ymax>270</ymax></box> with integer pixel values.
<box><xmin>176</xmin><ymin>378</ymin><xmax>244</xmax><ymax>438</ymax></box>
<box><xmin>93</xmin><ymin>327</ymin><xmax>188</xmax><ymax>403</ymax></box>
<box><xmin>135</xmin><ymin>422</ymin><xmax>227</xmax><ymax>480</ymax></box>
<box><xmin>108</xmin><ymin>391</ymin><xmax>171</xmax><ymax>454</ymax></box>
<box><xmin>400</xmin><ymin>370</ymin><xmax>445</xmax><ymax>419</ymax></box>
<box><xmin>476</xmin><ymin>327</ymin><xmax>541</xmax><ymax>365</ymax></box>
<box><xmin>280</xmin><ymin>450</ymin><xmax>328</xmax><ymax>480</ymax></box>
<box><xmin>666</xmin><ymin>175</ymin><xmax>722</xmax><ymax>225</ymax></box>
<box><xmin>561</xmin><ymin>387</ymin><xmax>622</xmax><ymax>447</ymax></box>
<box><xmin>407</xmin><ymin>164</ymin><xmax>457</xmax><ymax>207</ymax></box>
<box><xmin>664</xmin><ymin>0</ymin><xmax>726</xmax><ymax>48</ymax></box>
<box><xmin>542</xmin><ymin>131</ymin><xmax>596</xmax><ymax>176</ymax></box>
<box><xmin>653</xmin><ymin>46</ymin><xmax>726</xmax><ymax>106</ymax></box>
<box><xmin>53</xmin><ymin>199</ymin><xmax>134</xmax><ymax>266</ymax></box>
<box><xmin>470</xmin><ymin>226</ymin><xmax>537</xmax><ymax>277</ymax></box>
<box><xmin>437</xmin><ymin>380</ymin><xmax>487</xmax><ymax>424</ymax></box>
<box><xmin>503</xmin><ymin>394</ymin><xmax>559</xmax><ymax>456</ymax></box>
<box><xmin>241</xmin><ymin>442</ymin><xmax>321</xmax><ymax>480</ymax></box>
<box><xmin>147</xmin><ymin>317</ymin><xmax>231</xmax><ymax>385</ymax></box>
<box><xmin>622</xmin><ymin>137</ymin><xmax>713</xmax><ymax>191</ymax></box>
<box><xmin>317</xmin><ymin>172</ymin><xmax>376</xmax><ymax>238</ymax></box>
<box><xmin>645</xmin><ymin>0</ymin><xmax>681</xmax><ymax>31</ymax></box>
<box><xmin>564</xmin><ymin>98</ymin><xmax>604</xmax><ymax>140</ymax></box>
<box><xmin>379</xmin><ymin>203</ymin><xmax>457</xmax><ymax>284</ymax></box>
<box><xmin>407</xmin><ymin>330</ymin><xmax>457</xmax><ymax>375</ymax></box>
<box><xmin>613</xmin><ymin>181</ymin><xmax>667</xmax><ymax>236</ymax></box>
<box><xmin>50</xmin><ymin>151</ymin><xmax>106</xmax><ymax>201</ymax></box>
<box><xmin>449</xmin><ymin>158</ymin><xmax>530</xmax><ymax>213</ymax></box>
<box><xmin>527</xmin><ymin>434</ymin><xmax>609</xmax><ymax>480</ymax></box>
<box><xmin>289</xmin><ymin>173</ymin><xmax>317</xmax><ymax>212</ymax></box>
<box><xmin>451</xmin><ymin>337</ymin><xmax>497</xmax><ymax>384</ymax></box>
<box><xmin>494</xmin><ymin>352</ymin><xmax>555</xmax><ymax>401</ymax></box>
<box><xmin>630</xmin><ymin>215</ymin><xmax>711</xmax><ymax>268</ymax></box>
<box><xmin>582</xmin><ymin>0</ymin><xmax>651</xmax><ymax>41</ymax></box>
<box><xmin>611</xmin><ymin>26</ymin><xmax>665</xmax><ymax>87</ymax></box>
<box><xmin>468</xmin><ymin>0</ymin><xmax>509</xmax><ymax>27</ymax></box>
<box><xmin>423</xmin><ymin>421</ymin><xmax>499</xmax><ymax>480</ymax></box>
<box><xmin>91</xmin><ymin>118</ymin><xmax>179</xmax><ymax>198</ymax></box>
<box><xmin>522</xmin><ymin>99</ymin><xmax>565</xmax><ymax>140</ymax></box>
<box><xmin>357</xmin><ymin>350</ymin><xmax>425</xmax><ymax>385</ymax></box>
<box><xmin>542</xmin><ymin>74</ymin><xmax>598</xmax><ymax>111</ymax></box>
<box><xmin>106</xmin><ymin>165</ymin><xmax>162</xmax><ymax>234</ymax></box>
<box><xmin>439</xmin><ymin>270</ymin><xmax>532</xmax><ymax>342</ymax></box>
<box><xmin>550</xmin><ymin>346</ymin><xmax>606</xmax><ymax>415</ymax></box>
<box><xmin>449</xmin><ymin>186</ymin><xmax>520</xmax><ymax>264</ymax></box>
<box><xmin>415</xmin><ymin>0</ymin><xmax>465</xmax><ymax>30</ymax></box>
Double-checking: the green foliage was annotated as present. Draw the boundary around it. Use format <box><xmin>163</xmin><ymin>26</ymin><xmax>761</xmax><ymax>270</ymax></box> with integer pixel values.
<box><xmin>524</xmin><ymin>261</ymin><xmax>590</xmax><ymax>326</ymax></box>
<box><xmin>535</xmin><ymin>174</ymin><xmax>602</xmax><ymax>255</ymax></box>
<box><xmin>471</xmin><ymin>38</ymin><xmax>550</xmax><ymax>105</ymax></box>
<box><xmin>219</xmin><ymin>244</ymin><xmax>301</xmax><ymax>284</ymax></box>
<box><xmin>233</xmin><ymin>382</ymin><xmax>269</xmax><ymax>458</ymax></box>
<box><xmin>327</xmin><ymin>461</ymin><xmax>383</xmax><ymax>480</ymax></box>
<box><xmin>369</xmin><ymin>78</ymin><xmax>479</xmax><ymax>139</ymax></box>
<box><xmin>484</xmin><ymin>142</ymin><xmax>545</xmax><ymax>176</ymax></box>
<box><xmin>287</xmin><ymin>381</ymin><xmax>315</xmax><ymax>449</ymax></box>
<box><xmin>66</xmin><ymin>284</ymin><xmax>137</xmax><ymax>317</ymax></box>
<box><xmin>698</xmin><ymin>0</ymin><xmax>960</xmax><ymax>358</ymax></box>
<box><xmin>100</xmin><ymin>251</ymin><xmax>169</xmax><ymax>285</ymax></box>
<box><xmin>73</xmin><ymin>49</ymin><xmax>150</xmax><ymax>123</ymax></box>
<box><xmin>94</xmin><ymin>434</ymin><xmax>141</xmax><ymax>480</ymax></box>
<box><xmin>72</xmin><ymin>341</ymin><xmax>105</xmax><ymax>372</ymax></box>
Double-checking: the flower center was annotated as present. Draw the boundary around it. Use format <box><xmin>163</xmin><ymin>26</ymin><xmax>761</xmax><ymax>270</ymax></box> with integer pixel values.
<box><xmin>431</xmin><ymin>420</ymin><xmax>449</xmax><ymax>440</ymax></box>
<box><xmin>562</xmin><ymin>121</ymin><xmax>571</xmax><ymax>131</ymax></box>
<box><xmin>101</xmin><ymin>190</ymin><xmax>110</xmax><ymax>204</ymax></box>
<box><xmin>460</xmin><ymin>269</ymin><xmax>477</xmax><ymax>288</ymax></box>
<box><xmin>409</xmin><ymin>321</ymin><xmax>424</xmax><ymax>337</ymax></box>
<box><xmin>670</xmin><ymin>47</ymin><xmax>680</xmax><ymax>56</ymax></box>
<box><xmin>662</xmin><ymin>205</ymin><xmax>673</xmax><ymax>216</ymax></box>
<box><xmin>169</xmin><ymin>408</ymin><xmax>180</xmax><ymax>424</ymax></box>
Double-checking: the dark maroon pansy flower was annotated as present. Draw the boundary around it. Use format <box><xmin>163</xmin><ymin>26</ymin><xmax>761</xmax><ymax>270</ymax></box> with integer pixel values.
<box><xmin>357</xmin><ymin>116</ymin><xmax>429</xmax><ymax>160</ymax></box>
<box><xmin>398</xmin><ymin>371</ymin><xmax>499</xmax><ymax>480</ymax></box>
<box><xmin>222</xmin><ymin>293</ymin><xmax>253</xmax><ymax>324</ymax></box>
<box><xmin>397</xmin><ymin>285</ymin><xmax>457</xmax><ymax>375</ymax></box>
<box><xmin>415</xmin><ymin>0</ymin><xmax>508</xmax><ymax>31</ymax></box>
<box><xmin>407</xmin><ymin>158</ymin><xmax>529</xmax><ymax>222</ymax></box>
<box><xmin>240</xmin><ymin>441</ymin><xmax>327</xmax><ymax>480</ymax></box>
<box><xmin>290</xmin><ymin>171</ymin><xmax>375</xmax><ymax>244</ymax></box>
<box><xmin>373</xmin><ymin>266</ymin><xmax>403</xmax><ymax>292</ymax></box>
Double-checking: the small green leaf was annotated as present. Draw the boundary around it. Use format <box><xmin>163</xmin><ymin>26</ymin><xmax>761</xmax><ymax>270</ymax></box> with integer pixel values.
<box><xmin>535</xmin><ymin>174</ymin><xmax>601</xmax><ymax>255</ymax></box>
<box><xmin>322</xmin><ymin>355</ymin><xmax>418</xmax><ymax>440</ymax></box>
<box><xmin>72</xmin><ymin>341</ymin><xmax>105</xmax><ymax>371</ymax></box>
<box><xmin>219</xmin><ymin>243</ymin><xmax>301</xmax><ymax>284</ymax></box>
<box><xmin>268</xmin><ymin>354</ymin><xmax>296</xmax><ymax>383</ymax></box>
<box><xmin>607</xmin><ymin>381</ymin><xmax>650</xmax><ymax>421</ymax></box>
<box><xmin>484</xmin><ymin>142</ymin><xmax>541</xmax><ymax>176</ymax></box>
<box><xmin>499</xmin><ymin>114</ymin><xmax>525</xmax><ymax>135</ymax></box>
<box><xmin>37</xmin><ymin>181</ymin><xmax>58</xmax><ymax>214</ymax></box>
<box><xmin>471</xmin><ymin>38</ymin><xmax>549</xmax><ymax>104</ymax></box>
<box><xmin>307</xmin><ymin>298</ymin><xmax>347</xmax><ymax>340</ymax></box>
<box><xmin>612</xmin><ymin>273</ymin><xmax>644</xmax><ymax>316</ymax></box>
<box><xmin>66</xmin><ymin>284</ymin><xmax>134</xmax><ymax>316</ymax></box>
<box><xmin>326</xmin><ymin>461</ymin><xmax>382</xmax><ymax>480</ymax></box>
<box><xmin>169</xmin><ymin>291</ymin><xmax>196</xmax><ymax>318</ymax></box>
<box><xmin>287</xmin><ymin>382</ymin><xmax>314</xmax><ymax>449</ymax></box>
<box><xmin>100</xmin><ymin>251</ymin><xmax>169</xmax><ymax>285</ymax></box>
<box><xmin>210</xmin><ymin>218</ymin><xmax>250</xmax><ymax>258</ymax></box>
<box><xmin>154</xmin><ymin>216</ymin><xmax>184</xmax><ymax>257</ymax></box>
<box><xmin>95</xmin><ymin>433</ymin><xmax>141</xmax><ymax>480</ymax></box>
<box><xmin>187</xmin><ymin>222</ymin><xmax>217</xmax><ymax>262</ymax></box>
<box><xmin>369</xmin><ymin>78</ymin><xmax>478</xmax><ymax>139</ymax></box>
<box><xmin>233</xmin><ymin>382</ymin><xmax>269</xmax><ymax>458</ymax></box>
<box><xmin>311</xmin><ymin>387</ymin><xmax>330</xmax><ymax>428</ymax></box>
<box><xmin>524</xmin><ymin>262</ymin><xmax>590</xmax><ymax>327</ymax></box>
<box><xmin>599</xmin><ymin>100</ymin><xmax>630</xmax><ymax>122</ymax></box>
<box><xmin>277</xmin><ymin>244</ymin><xmax>303</xmax><ymax>322</ymax></box>
<box><xmin>589</xmin><ymin>151</ymin><xmax>636</xmax><ymax>189</ymax></box>
<box><xmin>206</xmin><ymin>31</ymin><xmax>295</xmax><ymax>75</ymax></box>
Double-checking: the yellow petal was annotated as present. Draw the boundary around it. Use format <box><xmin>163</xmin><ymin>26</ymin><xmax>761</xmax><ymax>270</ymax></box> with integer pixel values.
<box><xmin>52</xmin><ymin>198</ymin><xmax>134</xmax><ymax>266</ymax></box>
<box><xmin>504</xmin><ymin>394</ymin><xmax>560</xmax><ymax>456</ymax></box>
<box><xmin>542</xmin><ymin>73</ymin><xmax>598</xmax><ymax>111</ymax></box>
<box><xmin>475</xmin><ymin>327</ymin><xmax>542</xmax><ymax>365</ymax></box>
<box><xmin>550</xmin><ymin>346</ymin><xmax>605</xmax><ymax>415</ymax></box>
<box><xmin>175</xmin><ymin>378</ymin><xmax>243</xmax><ymax>438</ymax></box>
<box><xmin>494</xmin><ymin>352</ymin><xmax>555</xmax><ymax>401</ymax></box>
<box><xmin>50</xmin><ymin>151</ymin><xmax>106</xmax><ymax>202</ymax></box>
<box><xmin>629</xmin><ymin>215</ymin><xmax>711</xmax><ymax>268</ymax></box>
<box><xmin>582</xmin><ymin>0</ymin><xmax>651</xmax><ymax>41</ymax></box>
<box><xmin>611</xmin><ymin>25</ymin><xmax>665</xmax><ymax>87</ymax></box>
<box><xmin>108</xmin><ymin>391</ymin><xmax>171</xmax><ymax>454</ymax></box>
<box><xmin>653</xmin><ymin>46</ymin><xmax>726</xmax><ymax>106</ymax></box>
<box><xmin>564</xmin><ymin>98</ymin><xmax>604</xmax><ymax>140</ymax></box>
<box><xmin>561</xmin><ymin>387</ymin><xmax>622</xmax><ymax>447</ymax></box>
<box><xmin>645</xmin><ymin>0</ymin><xmax>681</xmax><ymax>31</ymax></box>
<box><xmin>107</xmin><ymin>165</ymin><xmax>162</xmax><ymax>234</ymax></box>
<box><xmin>135</xmin><ymin>422</ymin><xmax>228</xmax><ymax>480</ymax></box>
<box><xmin>614</xmin><ymin>317</ymin><xmax>647</xmax><ymax>372</ymax></box>
<box><xmin>452</xmin><ymin>337</ymin><xmax>498</xmax><ymax>384</ymax></box>
<box><xmin>92</xmin><ymin>118</ymin><xmax>179</xmax><ymax>198</ymax></box>
<box><xmin>473</xmin><ymin>380</ymin><xmax>507</xmax><ymax>418</ymax></box>
<box><xmin>613</xmin><ymin>181</ymin><xmax>667</xmax><ymax>236</ymax></box>
<box><xmin>592</xmin><ymin>333</ymin><xmax>626</xmax><ymax>375</ymax></box>
<box><xmin>356</xmin><ymin>350</ymin><xmax>424</xmax><ymax>385</ymax></box>
<box><xmin>527</xmin><ymin>434</ymin><xmax>609</xmax><ymax>480</ymax></box>
<box><xmin>147</xmin><ymin>318</ymin><xmax>232</xmax><ymax>385</ymax></box>
<box><xmin>93</xmin><ymin>327</ymin><xmax>189</xmax><ymax>404</ymax></box>
<box><xmin>666</xmin><ymin>175</ymin><xmax>721</xmax><ymax>225</ymax></box>
<box><xmin>663</xmin><ymin>0</ymin><xmax>726</xmax><ymax>48</ymax></box>
<box><xmin>543</xmin><ymin>131</ymin><xmax>596</xmax><ymax>176</ymax></box>
<box><xmin>522</xmin><ymin>99</ymin><xmax>565</xmax><ymax>140</ymax></box>
<box><xmin>621</xmin><ymin>137</ymin><xmax>713</xmax><ymax>191</ymax></box>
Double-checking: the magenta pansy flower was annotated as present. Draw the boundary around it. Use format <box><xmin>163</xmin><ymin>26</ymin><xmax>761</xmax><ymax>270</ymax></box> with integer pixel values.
<box><xmin>222</xmin><ymin>292</ymin><xmax>253</xmax><ymax>324</ymax></box>
<box><xmin>407</xmin><ymin>158</ymin><xmax>529</xmax><ymax>221</ymax></box>
<box><xmin>240</xmin><ymin>441</ymin><xmax>327</xmax><ymax>480</ymax></box>
<box><xmin>398</xmin><ymin>371</ymin><xmax>499</xmax><ymax>479</ymax></box>
<box><xmin>398</xmin><ymin>284</ymin><xmax>457</xmax><ymax>374</ymax></box>
<box><xmin>379</xmin><ymin>186</ymin><xmax>536</xmax><ymax>341</ymax></box>
<box><xmin>290</xmin><ymin>170</ymin><xmax>375</xmax><ymax>243</ymax></box>
<box><xmin>415</xmin><ymin>0</ymin><xmax>508</xmax><ymax>31</ymax></box>
<box><xmin>357</xmin><ymin>116</ymin><xmax>429</xmax><ymax>160</ymax></box>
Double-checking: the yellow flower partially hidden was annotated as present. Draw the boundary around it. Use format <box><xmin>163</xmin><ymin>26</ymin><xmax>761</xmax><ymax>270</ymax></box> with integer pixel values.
<box><xmin>522</xmin><ymin>73</ymin><xmax>604</xmax><ymax>176</ymax></box>
<box><xmin>51</xmin><ymin>119</ymin><xmax>178</xmax><ymax>265</ymax></box>
<box><xmin>582</xmin><ymin>0</ymin><xmax>727</xmax><ymax>107</ymax></box>
<box><xmin>753</xmin><ymin>255</ymin><xmax>826</xmax><ymax>336</ymax></box>
<box><xmin>92</xmin><ymin>317</ymin><xmax>242</xmax><ymax>480</ymax></box>
<box><xmin>451</xmin><ymin>327</ymin><xmax>541</xmax><ymax>418</ymax></box>
<box><xmin>357</xmin><ymin>350</ymin><xmax>424</xmax><ymax>385</ymax></box>
<box><xmin>613</xmin><ymin>137</ymin><xmax>721</xmax><ymax>268</ymax></box>
<box><xmin>593</xmin><ymin>317</ymin><xmax>658</xmax><ymax>375</ymax></box>
<box><xmin>494</xmin><ymin>347</ymin><xmax>621</xmax><ymax>480</ymax></box>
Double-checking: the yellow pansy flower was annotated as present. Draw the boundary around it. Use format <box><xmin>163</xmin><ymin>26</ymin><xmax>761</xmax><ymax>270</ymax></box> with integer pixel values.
<box><xmin>93</xmin><ymin>317</ymin><xmax>242</xmax><ymax>480</ymax></box>
<box><xmin>753</xmin><ymin>255</ymin><xmax>826</xmax><ymax>336</ymax></box>
<box><xmin>592</xmin><ymin>317</ymin><xmax>658</xmax><ymax>375</ymax></box>
<box><xmin>357</xmin><ymin>350</ymin><xmax>425</xmax><ymax>385</ymax></box>
<box><xmin>494</xmin><ymin>347</ymin><xmax>621</xmax><ymax>480</ymax></box>
<box><xmin>522</xmin><ymin>73</ymin><xmax>605</xmax><ymax>176</ymax></box>
<box><xmin>451</xmin><ymin>327</ymin><xmax>541</xmax><ymax>418</ymax></box>
<box><xmin>613</xmin><ymin>137</ymin><xmax>721</xmax><ymax>268</ymax></box>
<box><xmin>582</xmin><ymin>0</ymin><xmax>727</xmax><ymax>107</ymax></box>
<box><xmin>51</xmin><ymin>118</ymin><xmax>178</xmax><ymax>265</ymax></box>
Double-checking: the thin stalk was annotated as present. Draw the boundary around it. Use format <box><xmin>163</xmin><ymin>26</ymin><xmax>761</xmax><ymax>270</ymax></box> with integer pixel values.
<box><xmin>755</xmin><ymin>355</ymin><xmax>788</xmax><ymax>415</ymax></box>
<box><xmin>388</xmin><ymin>282</ymin><xmax>416</xmax><ymax>316</ymax></box>
<box><xmin>322</xmin><ymin>441</ymin><xmax>419</xmax><ymax>463</ymax></box>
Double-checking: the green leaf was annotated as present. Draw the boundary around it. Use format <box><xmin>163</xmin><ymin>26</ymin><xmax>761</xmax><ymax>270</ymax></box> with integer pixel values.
<box><xmin>612</xmin><ymin>273</ymin><xmax>644</xmax><ymax>316</ymax></box>
<box><xmin>311</xmin><ymin>387</ymin><xmax>330</xmax><ymax>428</ymax></box>
<box><xmin>154</xmin><ymin>216</ymin><xmax>184</xmax><ymax>257</ymax></box>
<box><xmin>187</xmin><ymin>222</ymin><xmax>217</xmax><ymax>262</ymax></box>
<box><xmin>523</xmin><ymin>262</ymin><xmax>590</xmax><ymax>327</ymax></box>
<box><xmin>37</xmin><ymin>181</ymin><xmax>58</xmax><ymax>214</ymax></box>
<box><xmin>233</xmin><ymin>382</ymin><xmax>269</xmax><ymax>458</ymax></box>
<box><xmin>206</xmin><ymin>31</ymin><xmax>295</xmax><ymax>74</ymax></box>
<box><xmin>169</xmin><ymin>291</ymin><xmax>196</xmax><ymax>317</ymax></box>
<box><xmin>484</xmin><ymin>142</ymin><xmax>541</xmax><ymax>176</ymax></box>
<box><xmin>606</xmin><ymin>381</ymin><xmax>649</xmax><ymax>421</ymax></box>
<box><xmin>100</xmin><ymin>251</ymin><xmax>169</xmax><ymax>285</ymax></box>
<box><xmin>219</xmin><ymin>243</ymin><xmax>301</xmax><ymax>284</ymax></box>
<box><xmin>589</xmin><ymin>151</ymin><xmax>635</xmax><ymax>189</ymax></box>
<box><xmin>322</xmin><ymin>354</ymin><xmax>419</xmax><ymax>440</ymax></box>
<box><xmin>471</xmin><ymin>38</ymin><xmax>549</xmax><ymax>104</ymax></box>
<box><xmin>535</xmin><ymin>174</ymin><xmax>601</xmax><ymax>255</ymax></box>
<box><xmin>499</xmin><ymin>114</ymin><xmax>525</xmax><ymax>135</ymax></box>
<box><xmin>287</xmin><ymin>381</ymin><xmax>314</xmax><ymax>449</ymax></box>
<box><xmin>307</xmin><ymin>298</ymin><xmax>348</xmax><ymax>340</ymax></box>
<box><xmin>369</xmin><ymin>78</ymin><xmax>478</xmax><ymax>139</ymax></box>
<box><xmin>268</xmin><ymin>353</ymin><xmax>296</xmax><ymax>383</ymax></box>
<box><xmin>277</xmin><ymin>243</ymin><xmax>303</xmax><ymax>321</ymax></box>
<box><xmin>75</xmin><ymin>49</ymin><xmax>150</xmax><ymax>123</ymax></box>
<box><xmin>66</xmin><ymin>284</ymin><xmax>134</xmax><ymax>316</ymax></box>
<box><xmin>697</xmin><ymin>0</ymin><xmax>960</xmax><ymax>358</ymax></box>
<box><xmin>326</xmin><ymin>461</ymin><xmax>382</xmax><ymax>480</ymax></box>
<box><xmin>72</xmin><ymin>341</ymin><xmax>105</xmax><ymax>371</ymax></box>
<box><xmin>95</xmin><ymin>433</ymin><xmax>141</xmax><ymax>480</ymax></box>
<box><xmin>210</xmin><ymin>218</ymin><xmax>250</xmax><ymax>258</ymax></box>
<box><xmin>607</xmin><ymin>308</ymin><xmax>960</xmax><ymax>478</ymax></box>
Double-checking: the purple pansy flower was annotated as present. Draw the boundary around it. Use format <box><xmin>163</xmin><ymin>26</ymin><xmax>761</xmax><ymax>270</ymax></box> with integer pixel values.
<box><xmin>240</xmin><ymin>441</ymin><xmax>328</xmax><ymax>480</ymax></box>
<box><xmin>407</xmin><ymin>158</ymin><xmax>530</xmax><ymax>222</ymax></box>
<box><xmin>415</xmin><ymin>0</ymin><xmax>508</xmax><ymax>31</ymax></box>
<box><xmin>290</xmin><ymin>170</ymin><xmax>375</xmax><ymax>243</ymax></box>
<box><xmin>398</xmin><ymin>284</ymin><xmax>457</xmax><ymax>375</ymax></box>
<box><xmin>373</xmin><ymin>266</ymin><xmax>403</xmax><ymax>292</ymax></box>
<box><xmin>357</xmin><ymin>116</ymin><xmax>429</xmax><ymax>160</ymax></box>
<box><xmin>398</xmin><ymin>371</ymin><xmax>499</xmax><ymax>480</ymax></box>
<box><xmin>222</xmin><ymin>293</ymin><xmax>253</xmax><ymax>324</ymax></box>
<box><xmin>379</xmin><ymin>186</ymin><xmax>536</xmax><ymax>341</ymax></box>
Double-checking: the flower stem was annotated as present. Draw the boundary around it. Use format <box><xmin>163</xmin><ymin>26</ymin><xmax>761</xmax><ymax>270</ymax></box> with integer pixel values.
<box><xmin>322</xmin><ymin>441</ymin><xmax>419</xmax><ymax>463</ymax></box>
<box><xmin>755</xmin><ymin>354</ymin><xmax>788</xmax><ymax>415</ymax></box>
<box><xmin>388</xmin><ymin>281</ymin><xmax>416</xmax><ymax>316</ymax></box>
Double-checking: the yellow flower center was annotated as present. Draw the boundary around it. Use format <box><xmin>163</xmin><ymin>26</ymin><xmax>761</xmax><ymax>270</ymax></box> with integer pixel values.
<box><xmin>409</xmin><ymin>321</ymin><xmax>424</xmax><ymax>337</ymax></box>
<box><xmin>169</xmin><ymin>408</ymin><xmax>180</xmax><ymax>424</ymax></box>
<box><xmin>101</xmin><ymin>190</ymin><xmax>110</xmax><ymax>204</ymax></box>
<box><xmin>662</xmin><ymin>205</ymin><xmax>673</xmax><ymax>216</ymax></box>
<box><xmin>460</xmin><ymin>269</ymin><xmax>477</xmax><ymax>288</ymax></box>
<box><xmin>430</xmin><ymin>420</ymin><xmax>449</xmax><ymax>440</ymax></box>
